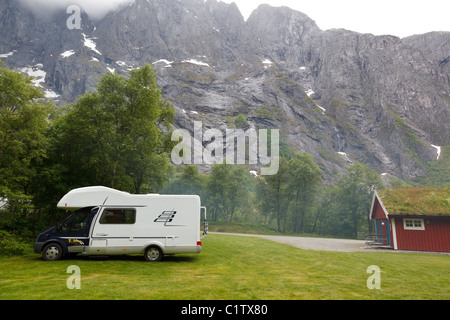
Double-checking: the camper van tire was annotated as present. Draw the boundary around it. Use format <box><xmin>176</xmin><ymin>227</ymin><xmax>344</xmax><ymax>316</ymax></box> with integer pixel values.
<box><xmin>144</xmin><ymin>246</ymin><xmax>163</xmax><ymax>262</ymax></box>
<box><xmin>42</xmin><ymin>243</ymin><xmax>64</xmax><ymax>261</ymax></box>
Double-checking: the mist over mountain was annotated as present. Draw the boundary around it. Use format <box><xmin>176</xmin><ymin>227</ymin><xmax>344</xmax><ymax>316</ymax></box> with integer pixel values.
<box><xmin>1</xmin><ymin>0</ymin><xmax>448</xmax><ymax>183</ymax></box>
<box><xmin>16</xmin><ymin>0</ymin><xmax>134</xmax><ymax>20</ymax></box>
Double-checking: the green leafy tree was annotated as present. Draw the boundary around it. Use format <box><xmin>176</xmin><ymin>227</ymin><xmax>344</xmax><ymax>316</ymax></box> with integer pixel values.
<box><xmin>310</xmin><ymin>186</ymin><xmax>334</xmax><ymax>235</ymax></box>
<box><xmin>0</xmin><ymin>60</ymin><xmax>51</xmax><ymax>227</ymax></box>
<box><xmin>50</xmin><ymin>65</ymin><xmax>174</xmax><ymax>194</ymax></box>
<box><xmin>206</xmin><ymin>164</ymin><xmax>250</xmax><ymax>223</ymax></box>
<box><xmin>333</xmin><ymin>162</ymin><xmax>384</xmax><ymax>237</ymax></box>
<box><xmin>288</xmin><ymin>153</ymin><xmax>322</xmax><ymax>234</ymax></box>
<box><xmin>163</xmin><ymin>165</ymin><xmax>205</xmax><ymax>196</ymax></box>
<box><xmin>257</xmin><ymin>157</ymin><xmax>292</xmax><ymax>232</ymax></box>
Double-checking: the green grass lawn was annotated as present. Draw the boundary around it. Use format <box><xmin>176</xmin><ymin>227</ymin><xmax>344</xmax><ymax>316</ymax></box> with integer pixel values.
<box><xmin>0</xmin><ymin>234</ymin><xmax>448</xmax><ymax>300</ymax></box>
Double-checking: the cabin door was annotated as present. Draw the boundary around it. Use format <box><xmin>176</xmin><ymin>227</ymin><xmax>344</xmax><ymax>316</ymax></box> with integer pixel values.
<box><xmin>375</xmin><ymin>219</ymin><xmax>391</xmax><ymax>246</ymax></box>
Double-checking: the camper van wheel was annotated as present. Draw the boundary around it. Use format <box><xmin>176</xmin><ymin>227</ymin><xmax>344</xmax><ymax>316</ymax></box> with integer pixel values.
<box><xmin>144</xmin><ymin>246</ymin><xmax>163</xmax><ymax>262</ymax></box>
<box><xmin>42</xmin><ymin>243</ymin><xmax>64</xmax><ymax>261</ymax></box>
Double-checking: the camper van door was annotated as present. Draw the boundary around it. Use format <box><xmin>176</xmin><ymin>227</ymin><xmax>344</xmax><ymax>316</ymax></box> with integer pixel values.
<box><xmin>58</xmin><ymin>207</ymin><xmax>97</xmax><ymax>253</ymax></box>
<box><xmin>90</xmin><ymin>207</ymin><xmax>137</xmax><ymax>254</ymax></box>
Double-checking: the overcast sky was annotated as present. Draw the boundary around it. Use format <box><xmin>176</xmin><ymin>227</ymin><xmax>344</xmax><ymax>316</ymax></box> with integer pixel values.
<box><xmin>18</xmin><ymin>0</ymin><xmax>450</xmax><ymax>38</ymax></box>
<box><xmin>223</xmin><ymin>0</ymin><xmax>450</xmax><ymax>38</ymax></box>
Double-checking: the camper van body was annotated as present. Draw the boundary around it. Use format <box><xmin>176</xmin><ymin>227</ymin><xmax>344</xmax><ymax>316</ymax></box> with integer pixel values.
<box><xmin>34</xmin><ymin>187</ymin><xmax>207</xmax><ymax>261</ymax></box>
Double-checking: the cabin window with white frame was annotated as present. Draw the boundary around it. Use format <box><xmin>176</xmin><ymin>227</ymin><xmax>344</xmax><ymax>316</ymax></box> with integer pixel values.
<box><xmin>403</xmin><ymin>218</ymin><xmax>425</xmax><ymax>230</ymax></box>
<box><xmin>99</xmin><ymin>209</ymin><xmax>136</xmax><ymax>224</ymax></box>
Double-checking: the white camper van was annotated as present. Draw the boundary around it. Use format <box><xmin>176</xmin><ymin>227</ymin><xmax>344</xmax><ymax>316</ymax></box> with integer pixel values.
<box><xmin>34</xmin><ymin>186</ymin><xmax>207</xmax><ymax>262</ymax></box>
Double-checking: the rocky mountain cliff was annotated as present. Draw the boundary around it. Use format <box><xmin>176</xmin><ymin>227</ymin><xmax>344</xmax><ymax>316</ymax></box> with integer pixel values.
<box><xmin>1</xmin><ymin>0</ymin><xmax>449</xmax><ymax>183</ymax></box>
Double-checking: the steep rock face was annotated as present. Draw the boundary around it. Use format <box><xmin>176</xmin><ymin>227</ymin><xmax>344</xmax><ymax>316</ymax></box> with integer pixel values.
<box><xmin>247</xmin><ymin>4</ymin><xmax>321</xmax><ymax>66</ymax></box>
<box><xmin>314</xmin><ymin>30</ymin><xmax>449</xmax><ymax>175</ymax></box>
<box><xmin>94</xmin><ymin>0</ymin><xmax>261</xmax><ymax>68</ymax></box>
<box><xmin>0</xmin><ymin>0</ymin><xmax>97</xmax><ymax>101</ymax></box>
<box><xmin>247</xmin><ymin>5</ymin><xmax>449</xmax><ymax>179</ymax></box>
<box><xmin>0</xmin><ymin>0</ymin><xmax>448</xmax><ymax>182</ymax></box>
<box><xmin>309</xmin><ymin>30</ymin><xmax>448</xmax><ymax>175</ymax></box>
<box><xmin>403</xmin><ymin>32</ymin><xmax>450</xmax><ymax>85</ymax></box>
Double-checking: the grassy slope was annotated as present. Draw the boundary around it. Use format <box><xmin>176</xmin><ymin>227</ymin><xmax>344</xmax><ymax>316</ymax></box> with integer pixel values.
<box><xmin>417</xmin><ymin>146</ymin><xmax>450</xmax><ymax>187</ymax></box>
<box><xmin>0</xmin><ymin>234</ymin><xmax>448</xmax><ymax>300</ymax></box>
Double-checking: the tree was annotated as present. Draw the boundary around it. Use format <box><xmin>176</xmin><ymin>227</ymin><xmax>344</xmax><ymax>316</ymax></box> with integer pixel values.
<box><xmin>257</xmin><ymin>157</ymin><xmax>292</xmax><ymax>232</ymax></box>
<box><xmin>163</xmin><ymin>165</ymin><xmax>205</xmax><ymax>196</ymax></box>
<box><xmin>310</xmin><ymin>186</ymin><xmax>333</xmax><ymax>235</ymax></box>
<box><xmin>288</xmin><ymin>153</ymin><xmax>322</xmax><ymax>234</ymax></box>
<box><xmin>333</xmin><ymin>163</ymin><xmax>384</xmax><ymax>238</ymax></box>
<box><xmin>51</xmin><ymin>65</ymin><xmax>174</xmax><ymax>194</ymax></box>
<box><xmin>206</xmin><ymin>164</ymin><xmax>250</xmax><ymax>223</ymax></box>
<box><xmin>0</xmin><ymin>60</ymin><xmax>51</xmax><ymax>227</ymax></box>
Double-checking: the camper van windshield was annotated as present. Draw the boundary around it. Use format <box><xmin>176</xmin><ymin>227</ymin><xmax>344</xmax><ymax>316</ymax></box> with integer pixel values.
<box><xmin>61</xmin><ymin>209</ymin><xmax>91</xmax><ymax>233</ymax></box>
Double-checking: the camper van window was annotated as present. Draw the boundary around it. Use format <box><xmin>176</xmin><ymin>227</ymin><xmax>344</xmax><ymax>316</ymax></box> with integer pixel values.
<box><xmin>99</xmin><ymin>209</ymin><xmax>136</xmax><ymax>224</ymax></box>
<box><xmin>61</xmin><ymin>210</ymin><xmax>90</xmax><ymax>232</ymax></box>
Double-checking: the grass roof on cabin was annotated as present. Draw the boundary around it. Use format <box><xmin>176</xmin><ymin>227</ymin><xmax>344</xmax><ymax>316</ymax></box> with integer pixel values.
<box><xmin>377</xmin><ymin>186</ymin><xmax>450</xmax><ymax>216</ymax></box>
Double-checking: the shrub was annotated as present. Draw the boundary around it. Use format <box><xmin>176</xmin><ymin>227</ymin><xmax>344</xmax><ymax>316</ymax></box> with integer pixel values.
<box><xmin>235</xmin><ymin>114</ymin><xmax>248</xmax><ymax>128</ymax></box>
<box><xmin>0</xmin><ymin>230</ymin><xmax>32</xmax><ymax>256</ymax></box>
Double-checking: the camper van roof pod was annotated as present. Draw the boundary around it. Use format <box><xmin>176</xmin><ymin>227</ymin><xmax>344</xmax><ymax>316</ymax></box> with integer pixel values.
<box><xmin>57</xmin><ymin>186</ymin><xmax>158</xmax><ymax>210</ymax></box>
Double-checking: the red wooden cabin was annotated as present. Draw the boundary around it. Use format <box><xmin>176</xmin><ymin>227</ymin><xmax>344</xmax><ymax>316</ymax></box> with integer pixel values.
<box><xmin>369</xmin><ymin>187</ymin><xmax>450</xmax><ymax>253</ymax></box>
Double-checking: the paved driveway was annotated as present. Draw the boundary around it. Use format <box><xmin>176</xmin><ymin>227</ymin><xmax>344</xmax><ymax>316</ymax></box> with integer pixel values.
<box><xmin>210</xmin><ymin>232</ymin><xmax>377</xmax><ymax>252</ymax></box>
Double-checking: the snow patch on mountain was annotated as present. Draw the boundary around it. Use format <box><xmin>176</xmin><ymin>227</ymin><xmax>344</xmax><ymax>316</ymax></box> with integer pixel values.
<box><xmin>0</xmin><ymin>51</ymin><xmax>15</xmax><ymax>58</ymax></box>
<box><xmin>431</xmin><ymin>145</ymin><xmax>441</xmax><ymax>160</ymax></box>
<box><xmin>182</xmin><ymin>59</ymin><xmax>209</xmax><ymax>67</ymax></box>
<box><xmin>82</xmin><ymin>33</ymin><xmax>102</xmax><ymax>55</ymax></box>
<box><xmin>19</xmin><ymin>64</ymin><xmax>46</xmax><ymax>87</ymax></box>
<box><xmin>61</xmin><ymin>50</ymin><xmax>75</xmax><ymax>58</ymax></box>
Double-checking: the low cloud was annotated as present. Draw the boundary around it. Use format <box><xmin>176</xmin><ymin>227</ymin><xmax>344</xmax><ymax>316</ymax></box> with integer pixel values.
<box><xmin>17</xmin><ymin>0</ymin><xmax>134</xmax><ymax>20</ymax></box>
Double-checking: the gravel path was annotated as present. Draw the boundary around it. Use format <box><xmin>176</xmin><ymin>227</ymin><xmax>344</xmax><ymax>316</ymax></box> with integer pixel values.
<box><xmin>210</xmin><ymin>232</ymin><xmax>450</xmax><ymax>255</ymax></box>
<box><xmin>210</xmin><ymin>232</ymin><xmax>378</xmax><ymax>252</ymax></box>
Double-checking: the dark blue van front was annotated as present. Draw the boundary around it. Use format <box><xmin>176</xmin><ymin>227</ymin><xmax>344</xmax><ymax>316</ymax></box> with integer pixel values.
<box><xmin>34</xmin><ymin>207</ymin><xmax>98</xmax><ymax>261</ymax></box>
